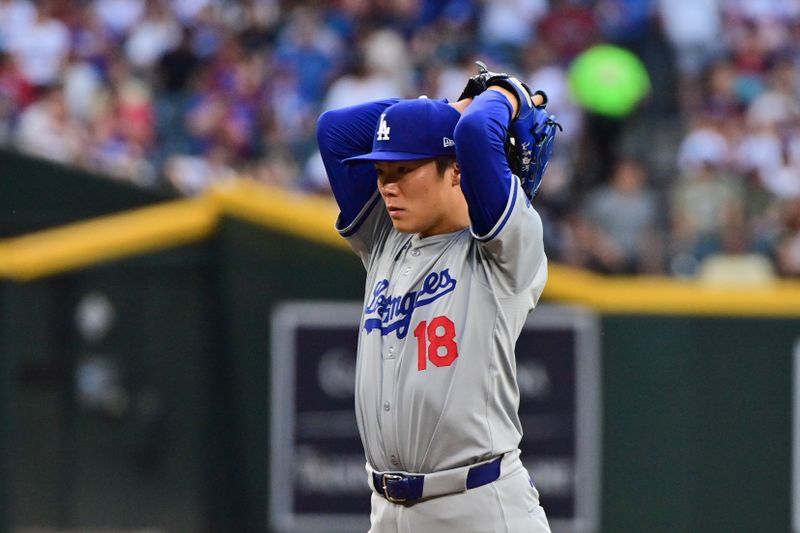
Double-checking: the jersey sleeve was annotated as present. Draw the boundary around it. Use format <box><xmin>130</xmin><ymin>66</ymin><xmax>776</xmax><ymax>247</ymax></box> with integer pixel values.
<box><xmin>316</xmin><ymin>98</ymin><xmax>399</xmax><ymax>229</ymax></box>
<box><xmin>454</xmin><ymin>90</ymin><xmax>547</xmax><ymax>296</ymax></box>
<box><xmin>477</xmin><ymin>180</ymin><xmax>548</xmax><ymax>297</ymax></box>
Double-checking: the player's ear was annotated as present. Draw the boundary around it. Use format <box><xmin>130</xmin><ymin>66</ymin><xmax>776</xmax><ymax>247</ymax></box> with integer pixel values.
<box><xmin>451</xmin><ymin>161</ymin><xmax>461</xmax><ymax>187</ymax></box>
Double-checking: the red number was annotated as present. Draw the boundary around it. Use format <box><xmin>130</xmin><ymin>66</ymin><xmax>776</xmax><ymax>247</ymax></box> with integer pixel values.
<box><xmin>414</xmin><ymin>320</ymin><xmax>428</xmax><ymax>371</ymax></box>
<box><xmin>427</xmin><ymin>316</ymin><xmax>458</xmax><ymax>367</ymax></box>
<box><xmin>413</xmin><ymin>316</ymin><xmax>459</xmax><ymax>371</ymax></box>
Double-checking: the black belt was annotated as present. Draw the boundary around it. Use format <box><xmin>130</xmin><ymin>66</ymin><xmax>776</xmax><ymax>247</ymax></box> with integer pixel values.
<box><xmin>372</xmin><ymin>455</ymin><xmax>503</xmax><ymax>503</ymax></box>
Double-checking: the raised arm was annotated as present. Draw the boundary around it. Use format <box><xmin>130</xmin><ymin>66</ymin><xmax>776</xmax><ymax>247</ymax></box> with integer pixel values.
<box><xmin>454</xmin><ymin>83</ymin><xmax>549</xmax><ymax>296</ymax></box>
<box><xmin>316</xmin><ymin>99</ymin><xmax>400</xmax><ymax>227</ymax></box>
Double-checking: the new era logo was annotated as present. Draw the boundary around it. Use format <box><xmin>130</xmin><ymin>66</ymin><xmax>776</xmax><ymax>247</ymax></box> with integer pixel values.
<box><xmin>443</xmin><ymin>137</ymin><xmax>455</xmax><ymax>147</ymax></box>
<box><xmin>376</xmin><ymin>114</ymin><xmax>391</xmax><ymax>141</ymax></box>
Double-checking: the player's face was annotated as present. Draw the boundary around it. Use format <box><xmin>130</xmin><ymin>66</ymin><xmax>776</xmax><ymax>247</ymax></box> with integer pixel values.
<box><xmin>375</xmin><ymin>159</ymin><xmax>462</xmax><ymax>237</ymax></box>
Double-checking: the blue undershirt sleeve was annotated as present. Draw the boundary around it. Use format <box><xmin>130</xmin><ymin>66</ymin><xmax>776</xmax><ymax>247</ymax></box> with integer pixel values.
<box><xmin>453</xmin><ymin>90</ymin><xmax>516</xmax><ymax>237</ymax></box>
<box><xmin>316</xmin><ymin>99</ymin><xmax>400</xmax><ymax>227</ymax></box>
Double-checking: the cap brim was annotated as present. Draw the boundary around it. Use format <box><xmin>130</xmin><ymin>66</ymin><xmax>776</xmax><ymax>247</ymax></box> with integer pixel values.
<box><xmin>343</xmin><ymin>151</ymin><xmax>438</xmax><ymax>164</ymax></box>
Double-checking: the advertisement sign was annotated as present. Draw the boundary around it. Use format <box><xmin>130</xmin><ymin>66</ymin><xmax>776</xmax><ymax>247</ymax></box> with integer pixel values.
<box><xmin>270</xmin><ymin>303</ymin><xmax>600</xmax><ymax>533</ymax></box>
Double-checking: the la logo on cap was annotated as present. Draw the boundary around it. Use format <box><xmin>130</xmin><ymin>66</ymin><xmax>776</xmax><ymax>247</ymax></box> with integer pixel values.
<box><xmin>376</xmin><ymin>113</ymin><xmax>391</xmax><ymax>141</ymax></box>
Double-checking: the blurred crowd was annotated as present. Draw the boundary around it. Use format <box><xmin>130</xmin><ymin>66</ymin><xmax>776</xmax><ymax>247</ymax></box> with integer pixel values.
<box><xmin>1</xmin><ymin>0</ymin><xmax>799</xmax><ymax>278</ymax></box>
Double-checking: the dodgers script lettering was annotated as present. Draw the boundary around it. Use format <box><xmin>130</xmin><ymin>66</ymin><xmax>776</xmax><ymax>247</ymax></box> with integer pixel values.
<box><xmin>363</xmin><ymin>269</ymin><xmax>457</xmax><ymax>338</ymax></box>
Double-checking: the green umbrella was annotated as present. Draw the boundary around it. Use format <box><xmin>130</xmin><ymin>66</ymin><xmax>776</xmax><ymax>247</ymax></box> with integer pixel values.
<box><xmin>568</xmin><ymin>44</ymin><xmax>651</xmax><ymax>117</ymax></box>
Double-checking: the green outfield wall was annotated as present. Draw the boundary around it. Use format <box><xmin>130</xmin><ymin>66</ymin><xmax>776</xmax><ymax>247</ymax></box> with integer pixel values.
<box><xmin>1</xmin><ymin>153</ymin><xmax>798</xmax><ymax>532</ymax></box>
<box><xmin>601</xmin><ymin>315</ymin><xmax>796</xmax><ymax>532</ymax></box>
<box><xmin>0</xmin><ymin>148</ymin><xmax>171</xmax><ymax>237</ymax></box>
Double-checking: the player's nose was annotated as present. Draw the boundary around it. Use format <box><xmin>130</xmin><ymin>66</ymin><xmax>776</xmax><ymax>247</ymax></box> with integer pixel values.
<box><xmin>380</xmin><ymin>181</ymin><xmax>399</xmax><ymax>197</ymax></box>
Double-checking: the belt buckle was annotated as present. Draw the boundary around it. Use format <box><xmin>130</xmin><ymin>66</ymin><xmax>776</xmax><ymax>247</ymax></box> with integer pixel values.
<box><xmin>381</xmin><ymin>473</ymin><xmax>406</xmax><ymax>503</ymax></box>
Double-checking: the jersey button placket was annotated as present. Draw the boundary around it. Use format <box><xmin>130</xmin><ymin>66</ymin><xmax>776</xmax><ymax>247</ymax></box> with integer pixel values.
<box><xmin>380</xmin><ymin>343</ymin><xmax>399</xmax><ymax>470</ymax></box>
<box><xmin>402</xmin><ymin>248</ymin><xmax>419</xmax><ymax>278</ymax></box>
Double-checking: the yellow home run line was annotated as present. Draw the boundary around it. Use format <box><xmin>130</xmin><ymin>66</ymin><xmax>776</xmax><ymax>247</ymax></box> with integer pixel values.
<box><xmin>209</xmin><ymin>180</ymin><xmax>345</xmax><ymax>250</ymax></box>
<box><xmin>1</xmin><ymin>179</ymin><xmax>799</xmax><ymax>316</ymax></box>
<box><xmin>0</xmin><ymin>196</ymin><xmax>218</xmax><ymax>281</ymax></box>
<box><xmin>545</xmin><ymin>263</ymin><xmax>800</xmax><ymax>317</ymax></box>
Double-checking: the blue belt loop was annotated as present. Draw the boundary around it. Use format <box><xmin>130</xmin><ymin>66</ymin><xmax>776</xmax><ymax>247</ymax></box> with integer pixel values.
<box><xmin>466</xmin><ymin>454</ymin><xmax>502</xmax><ymax>489</ymax></box>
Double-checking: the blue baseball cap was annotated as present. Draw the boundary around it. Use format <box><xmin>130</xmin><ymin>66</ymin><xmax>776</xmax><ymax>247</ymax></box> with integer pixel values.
<box><xmin>343</xmin><ymin>98</ymin><xmax>460</xmax><ymax>163</ymax></box>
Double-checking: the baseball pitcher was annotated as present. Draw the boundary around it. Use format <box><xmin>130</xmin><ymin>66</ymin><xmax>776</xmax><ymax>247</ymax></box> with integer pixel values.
<box><xmin>316</xmin><ymin>64</ymin><xmax>559</xmax><ymax>532</ymax></box>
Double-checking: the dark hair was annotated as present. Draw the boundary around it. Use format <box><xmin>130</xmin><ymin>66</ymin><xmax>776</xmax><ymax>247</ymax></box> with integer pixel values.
<box><xmin>435</xmin><ymin>156</ymin><xmax>456</xmax><ymax>175</ymax></box>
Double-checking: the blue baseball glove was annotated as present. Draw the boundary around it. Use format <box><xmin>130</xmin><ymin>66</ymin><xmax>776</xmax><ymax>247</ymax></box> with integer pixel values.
<box><xmin>506</xmin><ymin>104</ymin><xmax>561</xmax><ymax>201</ymax></box>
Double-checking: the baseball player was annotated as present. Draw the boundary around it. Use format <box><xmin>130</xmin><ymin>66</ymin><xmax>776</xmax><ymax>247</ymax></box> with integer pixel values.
<box><xmin>316</xmin><ymin>65</ymin><xmax>558</xmax><ymax>532</ymax></box>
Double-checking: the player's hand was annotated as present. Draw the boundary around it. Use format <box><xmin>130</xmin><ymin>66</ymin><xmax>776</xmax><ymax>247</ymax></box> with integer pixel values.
<box><xmin>458</xmin><ymin>61</ymin><xmax>504</xmax><ymax>100</ymax></box>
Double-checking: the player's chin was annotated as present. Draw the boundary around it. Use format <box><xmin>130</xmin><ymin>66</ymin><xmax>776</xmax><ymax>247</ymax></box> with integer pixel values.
<box><xmin>391</xmin><ymin>220</ymin><xmax>414</xmax><ymax>233</ymax></box>
<box><xmin>389</xmin><ymin>217</ymin><xmax>418</xmax><ymax>234</ymax></box>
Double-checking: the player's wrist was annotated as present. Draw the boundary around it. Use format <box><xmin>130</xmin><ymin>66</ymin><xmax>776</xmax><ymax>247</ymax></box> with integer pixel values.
<box><xmin>487</xmin><ymin>77</ymin><xmax>533</xmax><ymax>121</ymax></box>
<box><xmin>449</xmin><ymin>97</ymin><xmax>473</xmax><ymax>114</ymax></box>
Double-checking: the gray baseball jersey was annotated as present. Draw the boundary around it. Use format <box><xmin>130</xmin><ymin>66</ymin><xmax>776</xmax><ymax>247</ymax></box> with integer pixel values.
<box><xmin>340</xmin><ymin>180</ymin><xmax>548</xmax><ymax>474</ymax></box>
